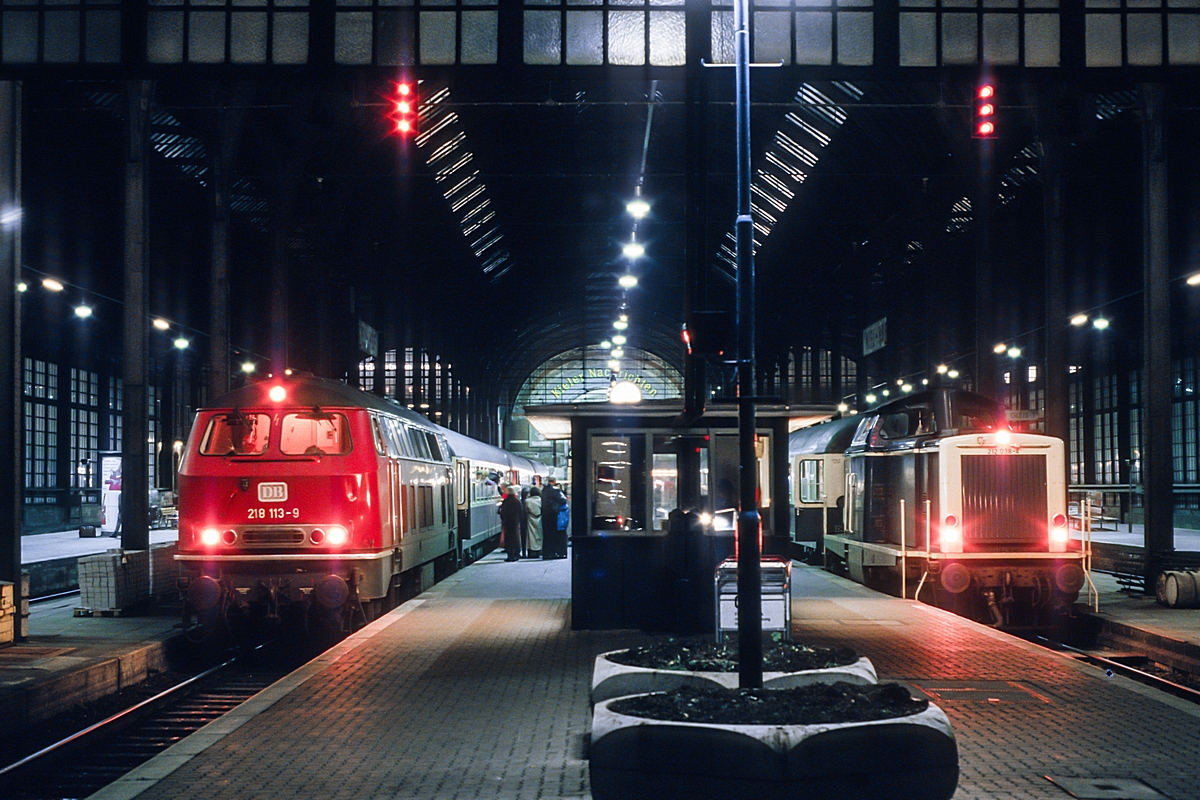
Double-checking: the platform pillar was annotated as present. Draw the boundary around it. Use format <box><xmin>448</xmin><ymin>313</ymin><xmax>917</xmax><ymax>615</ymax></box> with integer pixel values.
<box><xmin>1139</xmin><ymin>83</ymin><xmax>1173</xmax><ymax>587</ymax></box>
<box><xmin>0</xmin><ymin>81</ymin><xmax>23</xmax><ymax>638</ymax></box>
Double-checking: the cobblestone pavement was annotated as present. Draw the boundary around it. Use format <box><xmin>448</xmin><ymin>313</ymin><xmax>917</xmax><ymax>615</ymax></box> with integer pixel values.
<box><xmin>91</xmin><ymin>555</ymin><xmax>1200</xmax><ymax>800</ymax></box>
<box><xmin>790</xmin><ymin>566</ymin><xmax>1200</xmax><ymax>800</ymax></box>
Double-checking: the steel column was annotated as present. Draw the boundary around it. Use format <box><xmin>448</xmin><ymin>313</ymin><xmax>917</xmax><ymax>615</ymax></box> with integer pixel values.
<box><xmin>121</xmin><ymin>80</ymin><xmax>153</xmax><ymax>553</ymax></box>
<box><xmin>1139</xmin><ymin>83</ymin><xmax>1173</xmax><ymax>586</ymax></box>
<box><xmin>0</xmin><ymin>81</ymin><xmax>22</xmax><ymax>638</ymax></box>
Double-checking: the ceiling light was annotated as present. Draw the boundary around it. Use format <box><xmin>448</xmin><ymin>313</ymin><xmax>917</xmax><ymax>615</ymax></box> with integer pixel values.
<box><xmin>613</xmin><ymin>320</ymin><xmax>628</xmax><ymax>331</ymax></box>
<box><xmin>42</xmin><ymin>278</ymin><xmax>64</xmax><ymax>292</ymax></box>
<box><xmin>1070</xmin><ymin>313</ymin><xmax>1088</xmax><ymax>326</ymax></box>
<box><xmin>936</xmin><ymin>364</ymin><xmax>948</xmax><ymax>374</ymax></box>
<box><xmin>618</xmin><ymin>274</ymin><xmax>638</xmax><ymax>289</ymax></box>
<box><xmin>1007</xmin><ymin>347</ymin><xmax>1021</xmax><ymax>358</ymax></box>
<box><xmin>611</xmin><ymin>348</ymin><xmax>625</xmax><ymax>359</ymax></box>
<box><xmin>241</xmin><ymin>361</ymin><xmax>256</xmax><ymax>374</ymax></box>
<box><xmin>174</xmin><ymin>337</ymin><xmax>189</xmax><ymax>350</ymax></box>
<box><xmin>608</xmin><ymin>359</ymin><xmax>621</xmax><ymax>372</ymax></box>
<box><xmin>612</xmin><ymin>335</ymin><xmax>626</xmax><ymax>345</ymax></box>
<box><xmin>993</xmin><ymin>343</ymin><xmax>1007</xmax><ymax>354</ymax></box>
<box><xmin>1092</xmin><ymin>317</ymin><xmax>1110</xmax><ymax>330</ymax></box>
<box><xmin>865</xmin><ymin>393</ymin><xmax>877</xmax><ymax>403</ymax></box>
<box><xmin>948</xmin><ymin>369</ymin><xmax>960</xmax><ymax>379</ymax></box>
<box><xmin>600</xmin><ymin>340</ymin><xmax>612</xmax><ymax>350</ymax></box>
<box><xmin>153</xmin><ymin>318</ymin><xmax>170</xmax><ymax>331</ymax></box>
<box><xmin>626</xmin><ymin>199</ymin><xmax>650</xmax><ymax>219</ymax></box>
<box><xmin>1188</xmin><ymin>273</ymin><xmax>1200</xmax><ymax>286</ymax></box>
<box><xmin>622</xmin><ymin>242</ymin><xmax>644</xmax><ymax>259</ymax></box>
<box><xmin>609</xmin><ymin>380</ymin><xmax>643</xmax><ymax>404</ymax></box>
<box><xmin>16</xmin><ymin>281</ymin><xmax>27</xmax><ymax>292</ymax></box>
<box><xmin>74</xmin><ymin>304</ymin><xmax>92</xmax><ymax>318</ymax></box>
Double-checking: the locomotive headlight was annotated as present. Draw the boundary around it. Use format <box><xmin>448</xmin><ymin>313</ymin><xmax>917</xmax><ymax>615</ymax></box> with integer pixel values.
<box><xmin>327</xmin><ymin>525</ymin><xmax>349</xmax><ymax>546</ymax></box>
<box><xmin>1050</xmin><ymin>513</ymin><xmax>1069</xmax><ymax>549</ymax></box>
<box><xmin>200</xmin><ymin>527</ymin><xmax>220</xmax><ymax>547</ymax></box>
<box><xmin>940</xmin><ymin>515</ymin><xmax>962</xmax><ymax>552</ymax></box>
<box><xmin>995</xmin><ymin>429</ymin><xmax>1011</xmax><ymax>445</ymax></box>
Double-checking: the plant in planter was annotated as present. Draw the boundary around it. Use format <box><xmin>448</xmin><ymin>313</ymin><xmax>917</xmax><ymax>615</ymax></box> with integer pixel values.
<box><xmin>590</xmin><ymin>682</ymin><xmax>959</xmax><ymax>800</ymax></box>
<box><xmin>592</xmin><ymin>637</ymin><xmax>877</xmax><ymax>704</ymax></box>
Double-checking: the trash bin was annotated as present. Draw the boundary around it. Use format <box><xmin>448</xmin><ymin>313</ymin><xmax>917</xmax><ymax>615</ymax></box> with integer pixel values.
<box><xmin>715</xmin><ymin>556</ymin><xmax>791</xmax><ymax>641</ymax></box>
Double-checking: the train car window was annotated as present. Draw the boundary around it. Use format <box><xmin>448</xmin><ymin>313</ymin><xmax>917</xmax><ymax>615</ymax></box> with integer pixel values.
<box><xmin>455</xmin><ymin>461</ymin><xmax>468</xmax><ymax>506</ymax></box>
<box><xmin>798</xmin><ymin>459</ymin><xmax>822</xmax><ymax>504</ymax></box>
<box><xmin>280</xmin><ymin>412</ymin><xmax>352</xmax><ymax>456</ymax></box>
<box><xmin>370</xmin><ymin>414</ymin><xmax>388</xmax><ymax>456</ymax></box>
<box><xmin>200</xmin><ymin>413</ymin><xmax>271</xmax><ymax>456</ymax></box>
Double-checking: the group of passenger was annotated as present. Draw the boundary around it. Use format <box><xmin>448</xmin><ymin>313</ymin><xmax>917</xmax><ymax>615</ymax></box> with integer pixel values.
<box><xmin>499</xmin><ymin>477</ymin><xmax>569</xmax><ymax>562</ymax></box>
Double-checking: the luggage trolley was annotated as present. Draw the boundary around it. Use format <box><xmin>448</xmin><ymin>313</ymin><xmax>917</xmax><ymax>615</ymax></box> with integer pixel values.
<box><xmin>715</xmin><ymin>556</ymin><xmax>792</xmax><ymax>642</ymax></box>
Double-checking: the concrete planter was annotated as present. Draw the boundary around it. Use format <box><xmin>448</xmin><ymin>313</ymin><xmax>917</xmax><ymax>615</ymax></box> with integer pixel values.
<box><xmin>591</xmin><ymin>648</ymin><xmax>877</xmax><ymax>705</ymax></box>
<box><xmin>590</xmin><ymin>694</ymin><xmax>958</xmax><ymax>800</ymax></box>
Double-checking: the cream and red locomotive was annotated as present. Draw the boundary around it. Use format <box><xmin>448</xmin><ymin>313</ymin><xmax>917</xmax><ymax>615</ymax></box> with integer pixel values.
<box><xmin>790</xmin><ymin>388</ymin><xmax>1090</xmax><ymax>627</ymax></box>
<box><xmin>176</xmin><ymin>374</ymin><xmax>545</xmax><ymax>636</ymax></box>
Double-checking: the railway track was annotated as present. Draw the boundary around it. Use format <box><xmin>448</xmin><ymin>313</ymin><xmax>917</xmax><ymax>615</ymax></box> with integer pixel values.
<box><xmin>1027</xmin><ymin>634</ymin><xmax>1200</xmax><ymax>705</ymax></box>
<box><xmin>0</xmin><ymin>643</ymin><xmax>295</xmax><ymax>800</ymax></box>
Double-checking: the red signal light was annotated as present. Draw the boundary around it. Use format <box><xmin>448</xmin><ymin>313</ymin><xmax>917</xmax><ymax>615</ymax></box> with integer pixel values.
<box><xmin>973</xmin><ymin>82</ymin><xmax>997</xmax><ymax>139</ymax></box>
<box><xmin>388</xmin><ymin>81</ymin><xmax>418</xmax><ymax>137</ymax></box>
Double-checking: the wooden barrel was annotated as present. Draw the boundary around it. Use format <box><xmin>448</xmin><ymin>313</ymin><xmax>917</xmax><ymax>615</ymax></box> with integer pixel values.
<box><xmin>1162</xmin><ymin>570</ymin><xmax>1200</xmax><ymax>609</ymax></box>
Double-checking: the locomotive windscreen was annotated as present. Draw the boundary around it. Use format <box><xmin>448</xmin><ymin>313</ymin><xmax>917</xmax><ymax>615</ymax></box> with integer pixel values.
<box><xmin>961</xmin><ymin>454</ymin><xmax>1047</xmax><ymax>545</ymax></box>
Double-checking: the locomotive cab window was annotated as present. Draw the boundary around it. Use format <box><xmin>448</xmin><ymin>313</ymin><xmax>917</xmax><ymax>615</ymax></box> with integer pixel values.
<box><xmin>200</xmin><ymin>413</ymin><xmax>271</xmax><ymax>456</ymax></box>
<box><xmin>280</xmin><ymin>412</ymin><xmax>352</xmax><ymax>456</ymax></box>
<box><xmin>948</xmin><ymin>395</ymin><xmax>1003</xmax><ymax>433</ymax></box>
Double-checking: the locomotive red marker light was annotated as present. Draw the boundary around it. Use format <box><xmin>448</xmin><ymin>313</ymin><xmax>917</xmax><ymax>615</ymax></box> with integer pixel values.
<box><xmin>269</xmin><ymin>385</ymin><xmax>287</xmax><ymax>402</ymax></box>
<box><xmin>201</xmin><ymin>527</ymin><xmax>220</xmax><ymax>547</ymax></box>
<box><xmin>327</xmin><ymin>525</ymin><xmax>349</xmax><ymax>546</ymax></box>
<box><xmin>221</xmin><ymin>529</ymin><xmax>237</xmax><ymax>546</ymax></box>
<box><xmin>310</xmin><ymin>528</ymin><xmax>326</xmax><ymax>545</ymax></box>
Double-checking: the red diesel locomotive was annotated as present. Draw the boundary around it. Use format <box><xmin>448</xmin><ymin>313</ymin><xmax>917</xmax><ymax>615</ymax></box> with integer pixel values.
<box><xmin>176</xmin><ymin>374</ymin><xmax>546</xmax><ymax>636</ymax></box>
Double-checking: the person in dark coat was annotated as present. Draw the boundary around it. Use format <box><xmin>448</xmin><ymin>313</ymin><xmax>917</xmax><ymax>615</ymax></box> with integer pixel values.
<box><xmin>519</xmin><ymin>486</ymin><xmax>530</xmax><ymax>558</ymax></box>
<box><xmin>499</xmin><ymin>485</ymin><xmax>524</xmax><ymax>562</ymax></box>
<box><xmin>540</xmin><ymin>477</ymin><xmax>569</xmax><ymax>559</ymax></box>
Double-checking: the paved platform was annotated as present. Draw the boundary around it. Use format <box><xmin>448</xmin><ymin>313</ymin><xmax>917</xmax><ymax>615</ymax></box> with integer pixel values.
<box><xmin>51</xmin><ymin>552</ymin><xmax>1193</xmax><ymax>800</ymax></box>
<box><xmin>20</xmin><ymin>528</ymin><xmax>181</xmax><ymax>565</ymax></box>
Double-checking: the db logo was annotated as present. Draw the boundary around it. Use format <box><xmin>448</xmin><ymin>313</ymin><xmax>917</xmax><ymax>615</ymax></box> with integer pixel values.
<box><xmin>258</xmin><ymin>482</ymin><xmax>288</xmax><ymax>502</ymax></box>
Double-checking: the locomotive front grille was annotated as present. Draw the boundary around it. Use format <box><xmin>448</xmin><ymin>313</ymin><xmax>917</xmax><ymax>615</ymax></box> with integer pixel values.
<box><xmin>242</xmin><ymin>529</ymin><xmax>306</xmax><ymax>545</ymax></box>
<box><xmin>961</xmin><ymin>454</ymin><xmax>1047</xmax><ymax>545</ymax></box>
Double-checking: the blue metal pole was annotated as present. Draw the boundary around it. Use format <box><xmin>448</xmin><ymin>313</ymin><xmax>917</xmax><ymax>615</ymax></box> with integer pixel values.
<box><xmin>734</xmin><ymin>0</ymin><xmax>763</xmax><ymax>690</ymax></box>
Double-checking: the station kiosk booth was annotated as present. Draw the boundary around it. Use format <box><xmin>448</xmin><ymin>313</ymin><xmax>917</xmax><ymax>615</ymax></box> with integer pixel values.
<box><xmin>523</xmin><ymin>399</ymin><xmax>834</xmax><ymax>633</ymax></box>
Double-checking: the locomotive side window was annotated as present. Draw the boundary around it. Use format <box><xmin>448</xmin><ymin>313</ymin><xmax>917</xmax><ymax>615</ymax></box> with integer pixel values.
<box><xmin>408</xmin><ymin>428</ymin><xmax>432</xmax><ymax>461</ymax></box>
<box><xmin>425</xmin><ymin>432</ymin><xmax>445</xmax><ymax>462</ymax></box>
<box><xmin>200</xmin><ymin>413</ymin><xmax>271</xmax><ymax>456</ymax></box>
<box><xmin>371</xmin><ymin>414</ymin><xmax>388</xmax><ymax>456</ymax></box>
<box><xmin>280</xmin><ymin>412</ymin><xmax>352</xmax><ymax>456</ymax></box>
<box><xmin>851</xmin><ymin>416</ymin><xmax>875</xmax><ymax>447</ymax></box>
